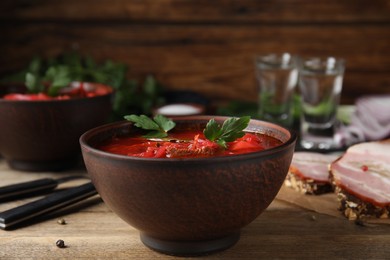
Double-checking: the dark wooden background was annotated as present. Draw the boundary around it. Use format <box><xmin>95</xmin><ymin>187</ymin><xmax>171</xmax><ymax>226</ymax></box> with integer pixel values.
<box><xmin>1</xmin><ymin>0</ymin><xmax>390</xmax><ymax>104</ymax></box>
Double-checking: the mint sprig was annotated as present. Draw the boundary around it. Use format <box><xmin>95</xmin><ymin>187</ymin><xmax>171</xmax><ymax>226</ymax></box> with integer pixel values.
<box><xmin>203</xmin><ymin>116</ymin><xmax>251</xmax><ymax>148</ymax></box>
<box><xmin>124</xmin><ymin>114</ymin><xmax>176</xmax><ymax>138</ymax></box>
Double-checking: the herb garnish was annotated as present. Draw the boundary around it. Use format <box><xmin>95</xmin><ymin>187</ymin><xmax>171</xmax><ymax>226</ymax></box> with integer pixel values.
<box><xmin>125</xmin><ymin>114</ymin><xmax>251</xmax><ymax>148</ymax></box>
<box><xmin>203</xmin><ymin>116</ymin><xmax>250</xmax><ymax>148</ymax></box>
<box><xmin>1</xmin><ymin>53</ymin><xmax>165</xmax><ymax>119</ymax></box>
<box><xmin>124</xmin><ymin>114</ymin><xmax>176</xmax><ymax>138</ymax></box>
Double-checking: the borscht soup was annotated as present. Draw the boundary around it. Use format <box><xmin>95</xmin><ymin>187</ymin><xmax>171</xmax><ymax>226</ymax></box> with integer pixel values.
<box><xmin>98</xmin><ymin>130</ymin><xmax>282</xmax><ymax>158</ymax></box>
<box><xmin>2</xmin><ymin>82</ymin><xmax>112</xmax><ymax>101</ymax></box>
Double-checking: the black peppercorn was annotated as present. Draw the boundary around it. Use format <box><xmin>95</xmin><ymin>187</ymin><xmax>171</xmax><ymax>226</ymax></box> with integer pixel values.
<box><xmin>56</xmin><ymin>239</ymin><xmax>66</xmax><ymax>248</ymax></box>
<box><xmin>57</xmin><ymin>218</ymin><xmax>66</xmax><ymax>225</ymax></box>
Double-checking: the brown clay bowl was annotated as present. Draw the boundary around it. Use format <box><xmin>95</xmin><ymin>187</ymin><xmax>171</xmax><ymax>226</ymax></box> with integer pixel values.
<box><xmin>0</xmin><ymin>82</ymin><xmax>113</xmax><ymax>171</ymax></box>
<box><xmin>79</xmin><ymin>116</ymin><xmax>297</xmax><ymax>256</ymax></box>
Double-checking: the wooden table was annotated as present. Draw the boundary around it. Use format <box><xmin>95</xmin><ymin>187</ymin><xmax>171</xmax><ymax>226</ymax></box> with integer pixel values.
<box><xmin>1</xmin><ymin>160</ymin><xmax>389</xmax><ymax>259</ymax></box>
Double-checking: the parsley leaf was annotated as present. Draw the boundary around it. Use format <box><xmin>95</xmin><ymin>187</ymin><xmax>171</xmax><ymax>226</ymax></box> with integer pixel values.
<box><xmin>1</xmin><ymin>52</ymin><xmax>166</xmax><ymax>120</ymax></box>
<box><xmin>45</xmin><ymin>66</ymin><xmax>72</xmax><ymax>96</ymax></box>
<box><xmin>204</xmin><ymin>116</ymin><xmax>251</xmax><ymax>148</ymax></box>
<box><xmin>124</xmin><ymin>114</ymin><xmax>176</xmax><ymax>138</ymax></box>
<box><xmin>125</xmin><ymin>115</ymin><xmax>251</xmax><ymax>147</ymax></box>
<box><xmin>203</xmin><ymin>119</ymin><xmax>222</xmax><ymax>141</ymax></box>
<box><xmin>25</xmin><ymin>72</ymin><xmax>44</xmax><ymax>93</ymax></box>
<box><xmin>153</xmin><ymin>114</ymin><xmax>176</xmax><ymax>132</ymax></box>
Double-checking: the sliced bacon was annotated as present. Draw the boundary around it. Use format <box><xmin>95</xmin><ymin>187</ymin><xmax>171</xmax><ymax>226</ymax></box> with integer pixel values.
<box><xmin>289</xmin><ymin>152</ymin><xmax>339</xmax><ymax>183</ymax></box>
<box><xmin>330</xmin><ymin>139</ymin><xmax>390</xmax><ymax>207</ymax></box>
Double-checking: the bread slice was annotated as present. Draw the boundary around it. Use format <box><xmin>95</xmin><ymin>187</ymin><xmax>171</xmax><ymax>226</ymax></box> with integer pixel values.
<box><xmin>330</xmin><ymin>139</ymin><xmax>390</xmax><ymax>220</ymax></box>
<box><xmin>285</xmin><ymin>152</ymin><xmax>339</xmax><ymax>195</ymax></box>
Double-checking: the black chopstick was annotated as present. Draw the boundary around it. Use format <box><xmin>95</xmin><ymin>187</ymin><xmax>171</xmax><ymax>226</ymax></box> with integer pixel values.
<box><xmin>0</xmin><ymin>175</ymin><xmax>88</xmax><ymax>202</ymax></box>
<box><xmin>0</xmin><ymin>182</ymin><xmax>97</xmax><ymax>230</ymax></box>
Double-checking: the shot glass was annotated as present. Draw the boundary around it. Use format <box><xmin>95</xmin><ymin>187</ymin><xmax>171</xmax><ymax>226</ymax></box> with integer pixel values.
<box><xmin>298</xmin><ymin>56</ymin><xmax>345</xmax><ymax>150</ymax></box>
<box><xmin>255</xmin><ymin>53</ymin><xmax>298</xmax><ymax>128</ymax></box>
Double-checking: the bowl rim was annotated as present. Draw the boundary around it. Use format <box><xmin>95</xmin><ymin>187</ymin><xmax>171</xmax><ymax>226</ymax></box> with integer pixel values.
<box><xmin>79</xmin><ymin>115</ymin><xmax>297</xmax><ymax>163</ymax></box>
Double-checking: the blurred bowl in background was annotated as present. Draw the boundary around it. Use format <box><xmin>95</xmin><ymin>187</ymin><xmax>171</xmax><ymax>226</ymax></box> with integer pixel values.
<box><xmin>0</xmin><ymin>82</ymin><xmax>113</xmax><ymax>171</ymax></box>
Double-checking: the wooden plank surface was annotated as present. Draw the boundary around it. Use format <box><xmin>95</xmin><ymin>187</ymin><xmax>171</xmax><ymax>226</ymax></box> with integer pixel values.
<box><xmin>1</xmin><ymin>23</ymin><xmax>389</xmax><ymax>104</ymax></box>
<box><xmin>1</xmin><ymin>160</ymin><xmax>390</xmax><ymax>259</ymax></box>
<box><xmin>1</xmin><ymin>0</ymin><xmax>389</xmax><ymax>105</ymax></box>
<box><xmin>2</xmin><ymin>0</ymin><xmax>390</xmax><ymax>22</ymax></box>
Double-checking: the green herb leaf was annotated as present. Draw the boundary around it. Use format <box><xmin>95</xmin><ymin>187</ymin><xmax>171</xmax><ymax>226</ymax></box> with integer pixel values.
<box><xmin>124</xmin><ymin>115</ymin><xmax>160</xmax><ymax>130</ymax></box>
<box><xmin>203</xmin><ymin>119</ymin><xmax>222</xmax><ymax>141</ymax></box>
<box><xmin>153</xmin><ymin>114</ymin><xmax>176</xmax><ymax>132</ymax></box>
<box><xmin>28</xmin><ymin>56</ymin><xmax>43</xmax><ymax>75</ymax></box>
<box><xmin>45</xmin><ymin>66</ymin><xmax>72</xmax><ymax>96</ymax></box>
<box><xmin>25</xmin><ymin>72</ymin><xmax>44</xmax><ymax>93</ymax></box>
<box><xmin>142</xmin><ymin>131</ymin><xmax>170</xmax><ymax>139</ymax></box>
<box><xmin>204</xmin><ymin>116</ymin><xmax>251</xmax><ymax>148</ymax></box>
<box><xmin>124</xmin><ymin>114</ymin><xmax>176</xmax><ymax>138</ymax></box>
<box><xmin>1</xmin><ymin>52</ymin><xmax>167</xmax><ymax>119</ymax></box>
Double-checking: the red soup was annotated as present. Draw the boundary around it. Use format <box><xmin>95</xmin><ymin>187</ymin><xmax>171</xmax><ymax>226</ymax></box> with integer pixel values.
<box><xmin>2</xmin><ymin>82</ymin><xmax>112</xmax><ymax>101</ymax></box>
<box><xmin>98</xmin><ymin>130</ymin><xmax>282</xmax><ymax>158</ymax></box>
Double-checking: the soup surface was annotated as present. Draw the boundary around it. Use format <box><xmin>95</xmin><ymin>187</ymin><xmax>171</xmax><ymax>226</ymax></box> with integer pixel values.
<box><xmin>98</xmin><ymin>130</ymin><xmax>282</xmax><ymax>158</ymax></box>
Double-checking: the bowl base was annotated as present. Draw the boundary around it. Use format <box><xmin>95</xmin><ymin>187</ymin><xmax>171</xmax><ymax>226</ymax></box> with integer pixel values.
<box><xmin>140</xmin><ymin>232</ymin><xmax>240</xmax><ymax>256</ymax></box>
<box><xmin>7</xmin><ymin>157</ymin><xmax>79</xmax><ymax>172</ymax></box>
